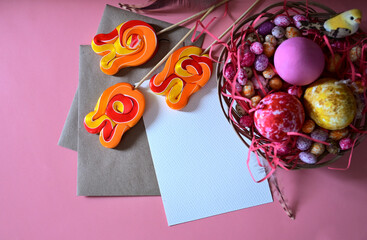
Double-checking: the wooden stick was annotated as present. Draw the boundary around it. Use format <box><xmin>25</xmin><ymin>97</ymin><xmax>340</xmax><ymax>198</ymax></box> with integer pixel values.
<box><xmin>134</xmin><ymin>0</ymin><xmax>229</xmax><ymax>89</ymax></box>
<box><xmin>156</xmin><ymin>3</ymin><xmax>228</xmax><ymax>36</ymax></box>
<box><xmin>203</xmin><ymin>0</ymin><xmax>262</xmax><ymax>54</ymax></box>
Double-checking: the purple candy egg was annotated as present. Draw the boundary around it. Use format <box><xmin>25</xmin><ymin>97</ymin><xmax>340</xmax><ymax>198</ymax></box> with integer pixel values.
<box><xmin>257</xmin><ymin>21</ymin><xmax>275</xmax><ymax>36</ymax></box>
<box><xmin>339</xmin><ymin>137</ymin><xmax>353</xmax><ymax>150</ymax></box>
<box><xmin>299</xmin><ymin>152</ymin><xmax>317</xmax><ymax>164</ymax></box>
<box><xmin>251</xmin><ymin>75</ymin><xmax>268</xmax><ymax>96</ymax></box>
<box><xmin>271</xmin><ymin>26</ymin><xmax>285</xmax><ymax>39</ymax></box>
<box><xmin>223</xmin><ymin>63</ymin><xmax>236</xmax><ymax>80</ymax></box>
<box><xmin>296</xmin><ymin>137</ymin><xmax>312</xmax><ymax>151</ymax></box>
<box><xmin>240</xmin><ymin>51</ymin><xmax>256</xmax><ymax>67</ymax></box>
<box><xmin>293</xmin><ymin>14</ymin><xmax>309</xmax><ymax>29</ymax></box>
<box><xmin>274</xmin><ymin>15</ymin><xmax>291</xmax><ymax>27</ymax></box>
<box><xmin>254</xmin><ymin>54</ymin><xmax>269</xmax><ymax>72</ymax></box>
<box><xmin>237</xmin><ymin>68</ymin><xmax>248</xmax><ymax>85</ymax></box>
<box><xmin>250</xmin><ymin>42</ymin><xmax>263</xmax><ymax>55</ymax></box>
<box><xmin>310</xmin><ymin>129</ymin><xmax>328</xmax><ymax>142</ymax></box>
<box><xmin>251</xmin><ymin>75</ymin><xmax>267</xmax><ymax>89</ymax></box>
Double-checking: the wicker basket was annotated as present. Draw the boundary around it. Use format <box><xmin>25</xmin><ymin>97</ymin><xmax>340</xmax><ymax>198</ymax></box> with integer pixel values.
<box><xmin>216</xmin><ymin>1</ymin><xmax>367</xmax><ymax>169</ymax></box>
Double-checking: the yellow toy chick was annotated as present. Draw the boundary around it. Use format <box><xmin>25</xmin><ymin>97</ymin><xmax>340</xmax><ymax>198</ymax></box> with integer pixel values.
<box><xmin>324</xmin><ymin>9</ymin><xmax>362</xmax><ymax>38</ymax></box>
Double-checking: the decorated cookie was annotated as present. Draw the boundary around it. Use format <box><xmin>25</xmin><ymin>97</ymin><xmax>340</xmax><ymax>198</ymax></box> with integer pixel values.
<box><xmin>150</xmin><ymin>46</ymin><xmax>213</xmax><ymax>110</ymax></box>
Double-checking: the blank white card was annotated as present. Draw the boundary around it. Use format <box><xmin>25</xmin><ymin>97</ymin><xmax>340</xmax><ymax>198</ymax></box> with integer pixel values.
<box><xmin>142</xmin><ymin>76</ymin><xmax>273</xmax><ymax>226</ymax></box>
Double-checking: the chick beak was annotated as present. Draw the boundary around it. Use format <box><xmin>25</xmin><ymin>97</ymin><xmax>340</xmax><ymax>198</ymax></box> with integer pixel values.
<box><xmin>355</xmin><ymin>18</ymin><xmax>361</xmax><ymax>24</ymax></box>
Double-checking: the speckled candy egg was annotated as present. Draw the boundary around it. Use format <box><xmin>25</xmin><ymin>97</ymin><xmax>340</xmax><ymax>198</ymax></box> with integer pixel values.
<box><xmin>243</xmin><ymin>67</ymin><xmax>253</xmax><ymax>79</ymax></box>
<box><xmin>299</xmin><ymin>152</ymin><xmax>317</xmax><ymax>164</ymax></box>
<box><xmin>287</xmin><ymin>86</ymin><xmax>303</xmax><ymax>98</ymax></box>
<box><xmin>296</xmin><ymin>137</ymin><xmax>312</xmax><ymax>151</ymax></box>
<box><xmin>271</xmin><ymin>26</ymin><xmax>285</xmax><ymax>38</ymax></box>
<box><xmin>301</xmin><ymin>119</ymin><xmax>315</xmax><ymax>133</ymax></box>
<box><xmin>293</xmin><ymin>14</ymin><xmax>309</xmax><ymax>29</ymax></box>
<box><xmin>239</xmin><ymin>115</ymin><xmax>253</xmax><ymax>128</ymax></box>
<box><xmin>265</xmin><ymin>34</ymin><xmax>277</xmax><ymax>45</ymax></box>
<box><xmin>251</xmin><ymin>75</ymin><xmax>268</xmax><ymax>94</ymax></box>
<box><xmin>339</xmin><ymin>137</ymin><xmax>353</xmax><ymax>150</ymax></box>
<box><xmin>310</xmin><ymin>142</ymin><xmax>325</xmax><ymax>156</ymax></box>
<box><xmin>276</xmin><ymin>143</ymin><xmax>292</xmax><ymax>156</ymax></box>
<box><xmin>237</xmin><ymin>68</ymin><xmax>247</xmax><ymax>85</ymax></box>
<box><xmin>349</xmin><ymin>46</ymin><xmax>362</xmax><ymax>62</ymax></box>
<box><xmin>274</xmin><ymin>37</ymin><xmax>324</xmax><ymax>86</ymax></box>
<box><xmin>245</xmin><ymin>33</ymin><xmax>258</xmax><ymax>43</ymax></box>
<box><xmin>274</xmin><ymin>15</ymin><xmax>291</xmax><ymax>27</ymax></box>
<box><xmin>250</xmin><ymin>42</ymin><xmax>263</xmax><ymax>55</ymax></box>
<box><xmin>236</xmin><ymin>104</ymin><xmax>246</xmax><ymax>116</ymax></box>
<box><xmin>304</xmin><ymin>78</ymin><xmax>357</xmax><ymax>130</ymax></box>
<box><xmin>242</xmin><ymin>81</ymin><xmax>255</xmax><ymax>98</ymax></box>
<box><xmin>310</xmin><ymin>129</ymin><xmax>328</xmax><ymax>142</ymax></box>
<box><xmin>329</xmin><ymin>128</ymin><xmax>349</xmax><ymax>141</ymax></box>
<box><xmin>251</xmin><ymin>95</ymin><xmax>262</xmax><ymax>108</ymax></box>
<box><xmin>269</xmin><ymin>77</ymin><xmax>283</xmax><ymax>90</ymax></box>
<box><xmin>223</xmin><ymin>63</ymin><xmax>236</xmax><ymax>80</ymax></box>
<box><xmin>254</xmin><ymin>54</ymin><xmax>269</xmax><ymax>71</ymax></box>
<box><xmin>285</xmin><ymin>26</ymin><xmax>301</xmax><ymax>38</ymax></box>
<box><xmin>254</xmin><ymin>92</ymin><xmax>305</xmax><ymax>141</ymax></box>
<box><xmin>257</xmin><ymin>21</ymin><xmax>275</xmax><ymax>36</ymax></box>
<box><xmin>263</xmin><ymin>42</ymin><xmax>275</xmax><ymax>57</ymax></box>
<box><xmin>240</xmin><ymin>51</ymin><xmax>256</xmax><ymax>67</ymax></box>
<box><xmin>262</xmin><ymin>66</ymin><xmax>275</xmax><ymax>79</ymax></box>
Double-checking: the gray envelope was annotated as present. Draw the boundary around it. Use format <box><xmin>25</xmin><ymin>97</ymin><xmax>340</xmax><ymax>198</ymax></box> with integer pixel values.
<box><xmin>58</xmin><ymin>5</ymin><xmax>204</xmax><ymax>196</ymax></box>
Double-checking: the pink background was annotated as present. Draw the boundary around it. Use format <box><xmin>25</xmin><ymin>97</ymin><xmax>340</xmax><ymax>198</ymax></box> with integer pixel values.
<box><xmin>1</xmin><ymin>0</ymin><xmax>367</xmax><ymax>239</ymax></box>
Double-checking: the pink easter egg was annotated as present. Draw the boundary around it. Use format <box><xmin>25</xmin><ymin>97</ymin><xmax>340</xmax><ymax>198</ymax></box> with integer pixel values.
<box><xmin>250</xmin><ymin>42</ymin><xmax>264</xmax><ymax>55</ymax></box>
<box><xmin>240</xmin><ymin>51</ymin><xmax>256</xmax><ymax>67</ymax></box>
<box><xmin>254</xmin><ymin>92</ymin><xmax>305</xmax><ymax>141</ymax></box>
<box><xmin>274</xmin><ymin>15</ymin><xmax>291</xmax><ymax>27</ymax></box>
<box><xmin>274</xmin><ymin>37</ymin><xmax>325</xmax><ymax>86</ymax></box>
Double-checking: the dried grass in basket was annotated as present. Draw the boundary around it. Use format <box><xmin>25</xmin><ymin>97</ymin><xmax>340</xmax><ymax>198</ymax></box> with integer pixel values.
<box><xmin>216</xmin><ymin>1</ymin><xmax>367</xmax><ymax>170</ymax></box>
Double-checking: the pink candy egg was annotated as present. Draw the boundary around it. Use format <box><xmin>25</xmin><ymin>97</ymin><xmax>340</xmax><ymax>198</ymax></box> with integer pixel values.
<box><xmin>274</xmin><ymin>15</ymin><xmax>291</xmax><ymax>27</ymax></box>
<box><xmin>240</xmin><ymin>51</ymin><xmax>256</xmax><ymax>67</ymax></box>
<box><xmin>250</xmin><ymin>42</ymin><xmax>263</xmax><ymax>55</ymax></box>
<box><xmin>293</xmin><ymin>14</ymin><xmax>309</xmax><ymax>29</ymax></box>
<box><xmin>274</xmin><ymin>37</ymin><xmax>325</xmax><ymax>86</ymax></box>
<box><xmin>254</xmin><ymin>92</ymin><xmax>305</xmax><ymax>141</ymax></box>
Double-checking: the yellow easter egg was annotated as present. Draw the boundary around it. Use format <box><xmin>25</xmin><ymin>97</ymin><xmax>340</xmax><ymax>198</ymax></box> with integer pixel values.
<box><xmin>303</xmin><ymin>78</ymin><xmax>356</xmax><ymax>130</ymax></box>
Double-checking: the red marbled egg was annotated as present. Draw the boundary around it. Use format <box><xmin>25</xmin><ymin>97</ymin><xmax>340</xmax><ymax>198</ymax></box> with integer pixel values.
<box><xmin>254</xmin><ymin>92</ymin><xmax>305</xmax><ymax>141</ymax></box>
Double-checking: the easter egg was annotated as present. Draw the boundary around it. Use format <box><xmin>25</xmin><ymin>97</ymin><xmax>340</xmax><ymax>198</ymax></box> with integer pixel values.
<box><xmin>293</xmin><ymin>15</ymin><xmax>309</xmax><ymax>29</ymax></box>
<box><xmin>254</xmin><ymin>92</ymin><xmax>305</xmax><ymax>141</ymax></box>
<box><xmin>274</xmin><ymin>37</ymin><xmax>325</xmax><ymax>86</ymax></box>
<box><xmin>254</xmin><ymin>54</ymin><xmax>269</xmax><ymax>71</ymax></box>
<box><xmin>285</xmin><ymin>26</ymin><xmax>301</xmax><ymax>38</ymax></box>
<box><xmin>303</xmin><ymin>78</ymin><xmax>357</xmax><ymax>130</ymax></box>
<box><xmin>274</xmin><ymin>15</ymin><xmax>291</xmax><ymax>27</ymax></box>
<box><xmin>257</xmin><ymin>21</ymin><xmax>275</xmax><ymax>36</ymax></box>
<box><xmin>271</xmin><ymin>26</ymin><xmax>285</xmax><ymax>38</ymax></box>
<box><xmin>250</xmin><ymin>42</ymin><xmax>263</xmax><ymax>55</ymax></box>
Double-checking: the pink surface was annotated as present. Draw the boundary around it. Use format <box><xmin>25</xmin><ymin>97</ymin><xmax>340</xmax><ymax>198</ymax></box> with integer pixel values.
<box><xmin>1</xmin><ymin>0</ymin><xmax>367</xmax><ymax>239</ymax></box>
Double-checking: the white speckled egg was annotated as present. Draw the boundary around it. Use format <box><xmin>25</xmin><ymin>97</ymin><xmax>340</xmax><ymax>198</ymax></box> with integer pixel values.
<box><xmin>272</xmin><ymin>26</ymin><xmax>285</xmax><ymax>38</ymax></box>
